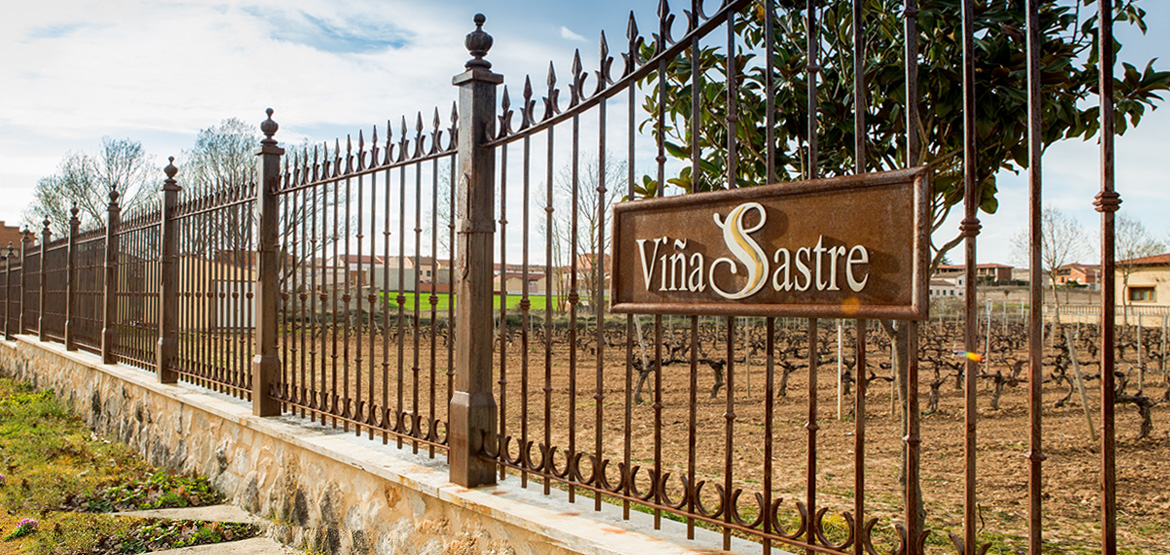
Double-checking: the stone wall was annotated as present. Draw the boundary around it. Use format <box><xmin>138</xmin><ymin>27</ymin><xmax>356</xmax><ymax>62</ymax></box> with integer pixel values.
<box><xmin>0</xmin><ymin>336</ymin><xmax>753</xmax><ymax>555</ymax></box>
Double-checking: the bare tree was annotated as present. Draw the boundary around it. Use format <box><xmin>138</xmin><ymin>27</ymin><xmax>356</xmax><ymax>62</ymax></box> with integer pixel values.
<box><xmin>551</xmin><ymin>154</ymin><xmax>626</xmax><ymax>313</ymax></box>
<box><xmin>25</xmin><ymin>137</ymin><xmax>157</xmax><ymax>234</ymax></box>
<box><xmin>1116</xmin><ymin>215</ymin><xmax>1166</xmax><ymax>323</ymax></box>
<box><xmin>176</xmin><ymin>119</ymin><xmax>258</xmax><ymax>261</ymax></box>
<box><xmin>1012</xmin><ymin>205</ymin><xmax>1091</xmax><ymax>326</ymax></box>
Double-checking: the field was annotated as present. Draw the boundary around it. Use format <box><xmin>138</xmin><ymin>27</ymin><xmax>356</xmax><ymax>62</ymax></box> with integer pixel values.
<box><xmin>268</xmin><ymin>313</ymin><xmax>1169</xmax><ymax>554</ymax></box>
<box><xmin>377</xmin><ymin>291</ymin><xmax>565</xmax><ymax>312</ymax></box>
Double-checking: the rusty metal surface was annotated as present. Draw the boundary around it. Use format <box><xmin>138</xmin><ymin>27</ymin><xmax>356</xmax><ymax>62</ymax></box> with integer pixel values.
<box><xmin>1095</xmin><ymin>2</ymin><xmax>1120</xmax><ymax>553</ymax></box>
<box><xmin>610</xmin><ymin>169</ymin><xmax>930</xmax><ymax>319</ymax></box>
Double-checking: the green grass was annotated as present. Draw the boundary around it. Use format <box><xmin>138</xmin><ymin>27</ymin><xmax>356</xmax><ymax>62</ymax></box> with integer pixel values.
<box><xmin>380</xmin><ymin>291</ymin><xmax>565</xmax><ymax>312</ymax></box>
<box><xmin>0</xmin><ymin>377</ymin><xmax>258</xmax><ymax>554</ymax></box>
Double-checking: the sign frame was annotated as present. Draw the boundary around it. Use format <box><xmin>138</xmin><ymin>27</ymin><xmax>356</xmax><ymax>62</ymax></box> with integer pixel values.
<box><xmin>609</xmin><ymin>167</ymin><xmax>931</xmax><ymax>320</ymax></box>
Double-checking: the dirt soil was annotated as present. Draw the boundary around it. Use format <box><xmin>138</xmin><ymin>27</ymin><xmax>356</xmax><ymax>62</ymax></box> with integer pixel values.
<box><xmin>275</xmin><ymin>317</ymin><xmax>1170</xmax><ymax>554</ymax></box>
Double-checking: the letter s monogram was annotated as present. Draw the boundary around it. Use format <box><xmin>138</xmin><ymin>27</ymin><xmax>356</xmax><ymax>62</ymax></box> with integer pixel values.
<box><xmin>709</xmin><ymin>202</ymin><xmax>769</xmax><ymax>300</ymax></box>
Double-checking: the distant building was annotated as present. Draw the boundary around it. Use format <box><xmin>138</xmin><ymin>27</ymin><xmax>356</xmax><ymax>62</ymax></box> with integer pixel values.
<box><xmin>0</xmin><ymin>221</ymin><xmax>24</xmax><ymax>255</ymax></box>
<box><xmin>1055</xmin><ymin>263</ymin><xmax>1101</xmax><ymax>290</ymax></box>
<box><xmin>1115</xmin><ymin>253</ymin><xmax>1170</xmax><ymax>306</ymax></box>
<box><xmin>936</xmin><ymin>263</ymin><xmax>1014</xmax><ymax>284</ymax></box>
<box><xmin>929</xmin><ymin>270</ymin><xmax>965</xmax><ymax>298</ymax></box>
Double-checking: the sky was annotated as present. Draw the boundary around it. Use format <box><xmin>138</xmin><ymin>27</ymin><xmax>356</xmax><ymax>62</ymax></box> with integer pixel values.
<box><xmin>1</xmin><ymin>0</ymin><xmax>1168</xmax><ymax>266</ymax></box>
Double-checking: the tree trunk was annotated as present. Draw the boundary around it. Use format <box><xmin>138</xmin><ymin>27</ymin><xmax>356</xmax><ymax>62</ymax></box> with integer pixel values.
<box><xmin>880</xmin><ymin>319</ymin><xmax>925</xmax><ymax>534</ymax></box>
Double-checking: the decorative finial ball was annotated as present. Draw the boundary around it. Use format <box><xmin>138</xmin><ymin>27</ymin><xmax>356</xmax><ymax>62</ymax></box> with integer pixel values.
<box><xmin>109</xmin><ymin>189</ymin><xmax>119</xmax><ymax>202</ymax></box>
<box><xmin>42</xmin><ymin>218</ymin><xmax>50</xmax><ymax>229</ymax></box>
<box><xmin>261</xmin><ymin>108</ymin><xmax>279</xmax><ymax>139</ymax></box>
<box><xmin>465</xmin><ymin>13</ymin><xmax>493</xmax><ymax>69</ymax></box>
<box><xmin>70</xmin><ymin>204</ymin><xmax>79</xmax><ymax>217</ymax></box>
<box><xmin>165</xmin><ymin>156</ymin><xmax>178</xmax><ymax>180</ymax></box>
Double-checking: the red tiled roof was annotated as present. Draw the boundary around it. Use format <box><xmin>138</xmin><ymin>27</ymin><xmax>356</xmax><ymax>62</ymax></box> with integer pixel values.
<box><xmin>1118</xmin><ymin>253</ymin><xmax>1170</xmax><ymax>266</ymax></box>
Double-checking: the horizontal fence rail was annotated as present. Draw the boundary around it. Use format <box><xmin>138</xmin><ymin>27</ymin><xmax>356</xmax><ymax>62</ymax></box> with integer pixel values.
<box><xmin>2</xmin><ymin>2</ymin><xmax>1158</xmax><ymax>554</ymax></box>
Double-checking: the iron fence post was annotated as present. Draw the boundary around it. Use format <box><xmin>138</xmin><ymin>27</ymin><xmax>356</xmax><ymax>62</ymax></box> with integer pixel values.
<box><xmin>39</xmin><ymin>219</ymin><xmax>51</xmax><ymax>341</ymax></box>
<box><xmin>449</xmin><ymin>13</ymin><xmax>501</xmax><ymax>488</ymax></box>
<box><xmin>64</xmin><ymin>206</ymin><xmax>79</xmax><ymax>351</ymax></box>
<box><xmin>253</xmin><ymin>109</ymin><xmax>284</xmax><ymax>416</ymax></box>
<box><xmin>101</xmin><ymin>190</ymin><xmax>121</xmax><ymax>364</ymax></box>
<box><xmin>1</xmin><ymin>245</ymin><xmax>8</xmax><ymax>341</ymax></box>
<box><xmin>6</xmin><ymin>244</ymin><xmax>14</xmax><ymax>340</ymax></box>
<box><xmin>158</xmin><ymin>158</ymin><xmax>180</xmax><ymax>383</ymax></box>
<box><xmin>19</xmin><ymin>229</ymin><xmax>30</xmax><ymax>334</ymax></box>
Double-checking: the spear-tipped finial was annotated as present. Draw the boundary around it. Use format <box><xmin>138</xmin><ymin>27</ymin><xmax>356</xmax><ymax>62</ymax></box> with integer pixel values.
<box><xmin>260</xmin><ymin>108</ymin><xmax>279</xmax><ymax>144</ymax></box>
<box><xmin>465</xmin><ymin>13</ymin><xmax>493</xmax><ymax>69</ymax></box>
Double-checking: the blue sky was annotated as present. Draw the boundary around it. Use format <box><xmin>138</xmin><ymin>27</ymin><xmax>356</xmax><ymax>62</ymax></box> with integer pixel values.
<box><xmin>1</xmin><ymin>0</ymin><xmax>1167</xmax><ymax>265</ymax></box>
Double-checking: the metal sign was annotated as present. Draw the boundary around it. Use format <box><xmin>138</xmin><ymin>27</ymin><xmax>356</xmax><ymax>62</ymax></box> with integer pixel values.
<box><xmin>610</xmin><ymin>168</ymin><xmax>930</xmax><ymax>320</ymax></box>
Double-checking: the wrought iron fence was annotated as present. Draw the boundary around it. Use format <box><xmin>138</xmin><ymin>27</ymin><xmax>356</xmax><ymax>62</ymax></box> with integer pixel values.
<box><xmin>1</xmin><ymin>1</ymin><xmax>1155</xmax><ymax>554</ymax></box>
<box><xmin>21</xmin><ymin>246</ymin><xmax>40</xmax><ymax>336</ymax></box>
<box><xmin>272</xmin><ymin>112</ymin><xmax>459</xmax><ymax>453</ymax></box>
<box><xmin>111</xmin><ymin>204</ymin><xmax>161</xmax><ymax>371</ymax></box>
<box><xmin>40</xmin><ymin>236</ymin><xmax>69</xmax><ymax>342</ymax></box>
<box><xmin>73</xmin><ymin>226</ymin><xmax>107</xmax><ymax>354</ymax></box>
<box><xmin>173</xmin><ymin>180</ymin><xmax>257</xmax><ymax>399</ymax></box>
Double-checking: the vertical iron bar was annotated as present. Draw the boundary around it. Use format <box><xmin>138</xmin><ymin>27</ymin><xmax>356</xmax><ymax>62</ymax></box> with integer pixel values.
<box><xmin>723</xmin><ymin>316</ymin><xmax>736</xmax><ymax>551</ymax></box>
<box><xmin>689</xmin><ymin>3</ymin><xmax>705</xmax><ymax>537</ymax></box>
<box><xmin>520</xmin><ymin>133</ymin><xmax>532</xmax><ymax>488</ymax></box>
<box><xmin>806</xmin><ymin>317</ymin><xmax>819</xmax><ymax>554</ymax></box>
<box><xmin>623</xmin><ymin>56</ymin><xmax>637</xmax><ymax>521</ymax></box>
<box><xmin>961</xmin><ymin>0</ymin><xmax>982</xmax><ymax>551</ymax></box>
<box><xmin>852</xmin><ymin>1</ymin><xmax>868</xmax><ymax>549</ymax></box>
<box><xmin>381</xmin><ymin>160</ymin><xmax>392</xmax><ymax>440</ymax></box>
<box><xmin>300</xmin><ymin>186</ymin><xmax>309</xmax><ymax>416</ymax></box>
<box><xmin>426</xmin><ymin>158</ymin><xmax>437</xmax><ymax>450</ymax></box>
<box><xmin>499</xmin><ymin>142</ymin><xmax>509</xmax><ymax>475</ymax></box>
<box><xmin>854</xmin><ymin>319</ymin><xmax>867</xmax><ymax>555</ymax></box>
<box><xmin>1095</xmin><ymin>0</ymin><xmax>1119</xmax><ymax>552</ymax></box>
<box><xmin>688</xmin><ymin>315</ymin><xmax>698</xmax><ymax>540</ymax></box>
<box><xmin>853</xmin><ymin>0</ymin><xmax>865</xmax><ymax>174</ymax></box>
<box><xmin>1025</xmin><ymin>0</ymin><xmax>1045</xmax><ymax>552</ymax></box>
<box><xmin>593</xmin><ymin>98</ymin><xmax>607</xmax><ymax>514</ymax></box>
<box><xmin>653</xmin><ymin>313</ymin><xmax>663</xmax><ymax>529</ymax></box>
<box><xmin>544</xmin><ymin>124</ymin><xmax>555</xmax><ymax>497</ymax></box>
<box><xmin>284</xmin><ymin>172</ymin><xmax>294</xmax><ymax>408</ymax></box>
<box><xmin>906</xmin><ymin>321</ymin><xmax>922</xmax><ymax>555</ymax></box>
<box><xmin>397</xmin><ymin>152</ymin><xmax>407</xmax><ymax>444</ymax></box>
<box><xmin>904</xmin><ymin>0</ymin><xmax>923</xmax><ymax>551</ymax></box>
<box><xmin>762</xmin><ymin>316</ymin><xmax>772</xmax><ymax>550</ymax></box>
<box><xmin>568</xmin><ymin>111</ymin><xmax>580</xmax><ymax>503</ymax></box>
<box><xmin>356</xmin><ymin>161</ymin><xmax>366</xmax><ymax>435</ymax></box>
<box><xmin>806</xmin><ymin>0</ymin><xmax>818</xmax><ymax>181</ymax></box>
<box><xmin>447</xmin><ymin>151</ymin><xmax>457</xmax><ymax>412</ymax></box>
<box><xmin>412</xmin><ymin>155</ymin><xmax>423</xmax><ymax>452</ymax></box>
<box><xmin>311</xmin><ymin>168</ymin><xmax>321</xmax><ymax>421</ymax></box>
<box><xmin>344</xmin><ymin>166</ymin><xmax>354</xmax><ymax>431</ymax></box>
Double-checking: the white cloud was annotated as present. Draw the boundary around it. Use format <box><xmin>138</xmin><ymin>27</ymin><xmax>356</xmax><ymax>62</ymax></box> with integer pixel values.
<box><xmin>559</xmin><ymin>26</ymin><xmax>586</xmax><ymax>42</ymax></box>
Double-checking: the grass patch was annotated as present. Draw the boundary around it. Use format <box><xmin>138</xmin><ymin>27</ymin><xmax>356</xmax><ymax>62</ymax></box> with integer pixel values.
<box><xmin>0</xmin><ymin>377</ymin><xmax>259</xmax><ymax>554</ymax></box>
<box><xmin>380</xmin><ymin>291</ymin><xmax>565</xmax><ymax>312</ymax></box>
